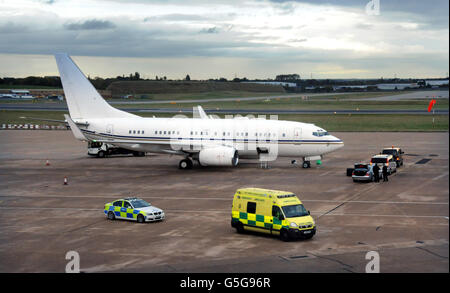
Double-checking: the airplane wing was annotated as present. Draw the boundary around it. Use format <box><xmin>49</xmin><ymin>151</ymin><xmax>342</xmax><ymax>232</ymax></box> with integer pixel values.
<box><xmin>193</xmin><ymin>105</ymin><xmax>209</xmax><ymax>119</ymax></box>
<box><xmin>20</xmin><ymin>116</ymin><xmax>89</xmax><ymax>126</ymax></box>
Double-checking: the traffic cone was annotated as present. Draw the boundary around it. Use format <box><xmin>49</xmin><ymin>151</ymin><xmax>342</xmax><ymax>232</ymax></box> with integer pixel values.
<box><xmin>46</xmin><ymin>160</ymin><xmax>50</xmax><ymax>166</ymax></box>
<box><xmin>63</xmin><ymin>176</ymin><xmax>68</xmax><ymax>185</ymax></box>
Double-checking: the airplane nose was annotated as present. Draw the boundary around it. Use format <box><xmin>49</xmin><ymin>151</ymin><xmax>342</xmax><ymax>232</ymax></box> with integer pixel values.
<box><xmin>331</xmin><ymin>136</ymin><xmax>344</xmax><ymax>150</ymax></box>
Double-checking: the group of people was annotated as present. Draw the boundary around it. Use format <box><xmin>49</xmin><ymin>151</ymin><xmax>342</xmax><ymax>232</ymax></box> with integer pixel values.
<box><xmin>372</xmin><ymin>164</ymin><xmax>389</xmax><ymax>182</ymax></box>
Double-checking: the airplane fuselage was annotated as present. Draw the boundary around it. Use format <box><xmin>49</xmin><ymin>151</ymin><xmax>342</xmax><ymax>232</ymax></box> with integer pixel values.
<box><xmin>78</xmin><ymin>116</ymin><xmax>344</xmax><ymax>159</ymax></box>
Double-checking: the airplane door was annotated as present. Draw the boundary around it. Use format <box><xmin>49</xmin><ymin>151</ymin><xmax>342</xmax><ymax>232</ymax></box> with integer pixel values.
<box><xmin>106</xmin><ymin>124</ymin><xmax>114</xmax><ymax>135</ymax></box>
<box><xmin>294</xmin><ymin>128</ymin><xmax>302</xmax><ymax>141</ymax></box>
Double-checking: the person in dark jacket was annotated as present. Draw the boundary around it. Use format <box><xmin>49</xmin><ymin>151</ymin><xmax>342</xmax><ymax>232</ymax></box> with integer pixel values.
<box><xmin>373</xmin><ymin>164</ymin><xmax>380</xmax><ymax>182</ymax></box>
<box><xmin>382</xmin><ymin>165</ymin><xmax>389</xmax><ymax>182</ymax></box>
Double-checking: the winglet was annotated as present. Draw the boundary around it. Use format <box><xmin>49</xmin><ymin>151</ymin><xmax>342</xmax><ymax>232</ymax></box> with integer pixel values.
<box><xmin>193</xmin><ymin>105</ymin><xmax>209</xmax><ymax>119</ymax></box>
<box><xmin>64</xmin><ymin>114</ymin><xmax>87</xmax><ymax>141</ymax></box>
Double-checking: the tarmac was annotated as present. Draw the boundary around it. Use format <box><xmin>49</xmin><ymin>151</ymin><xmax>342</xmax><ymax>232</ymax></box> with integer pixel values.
<box><xmin>0</xmin><ymin>130</ymin><xmax>448</xmax><ymax>273</ymax></box>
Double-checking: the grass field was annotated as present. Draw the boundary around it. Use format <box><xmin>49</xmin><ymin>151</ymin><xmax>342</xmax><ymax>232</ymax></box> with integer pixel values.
<box><xmin>114</xmin><ymin>98</ymin><xmax>449</xmax><ymax>111</ymax></box>
<box><xmin>1</xmin><ymin>110</ymin><xmax>447</xmax><ymax>131</ymax></box>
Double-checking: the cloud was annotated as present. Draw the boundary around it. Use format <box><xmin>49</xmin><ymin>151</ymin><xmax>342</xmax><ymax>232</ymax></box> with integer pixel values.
<box><xmin>64</xmin><ymin>19</ymin><xmax>116</xmax><ymax>31</ymax></box>
<box><xmin>200</xmin><ymin>27</ymin><xmax>220</xmax><ymax>34</ymax></box>
<box><xmin>0</xmin><ymin>0</ymin><xmax>447</xmax><ymax>78</ymax></box>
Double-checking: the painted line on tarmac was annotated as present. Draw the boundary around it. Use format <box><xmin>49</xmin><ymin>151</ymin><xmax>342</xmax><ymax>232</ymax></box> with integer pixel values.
<box><xmin>320</xmin><ymin>212</ymin><xmax>449</xmax><ymax>219</ymax></box>
<box><xmin>432</xmin><ymin>172</ymin><xmax>449</xmax><ymax>181</ymax></box>
<box><xmin>0</xmin><ymin>206</ymin><xmax>447</xmax><ymax>219</ymax></box>
<box><xmin>0</xmin><ymin>194</ymin><xmax>447</xmax><ymax>205</ymax></box>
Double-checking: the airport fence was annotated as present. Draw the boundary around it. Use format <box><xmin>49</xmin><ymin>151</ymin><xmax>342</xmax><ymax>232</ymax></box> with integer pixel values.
<box><xmin>1</xmin><ymin>124</ymin><xmax>68</xmax><ymax>130</ymax></box>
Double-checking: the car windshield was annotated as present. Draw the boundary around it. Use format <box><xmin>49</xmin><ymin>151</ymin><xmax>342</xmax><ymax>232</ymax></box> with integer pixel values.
<box><xmin>371</xmin><ymin>158</ymin><xmax>388</xmax><ymax>164</ymax></box>
<box><xmin>382</xmin><ymin>149</ymin><xmax>397</xmax><ymax>155</ymax></box>
<box><xmin>130</xmin><ymin>199</ymin><xmax>151</xmax><ymax>208</ymax></box>
<box><xmin>282</xmin><ymin>204</ymin><xmax>309</xmax><ymax>218</ymax></box>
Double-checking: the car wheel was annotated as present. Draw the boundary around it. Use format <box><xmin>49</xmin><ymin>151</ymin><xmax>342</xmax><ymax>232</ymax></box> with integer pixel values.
<box><xmin>98</xmin><ymin>151</ymin><xmax>105</xmax><ymax>158</ymax></box>
<box><xmin>302</xmin><ymin>161</ymin><xmax>310</xmax><ymax>169</ymax></box>
<box><xmin>303</xmin><ymin>234</ymin><xmax>314</xmax><ymax>240</ymax></box>
<box><xmin>236</xmin><ymin>222</ymin><xmax>245</xmax><ymax>234</ymax></box>
<box><xmin>107</xmin><ymin>211</ymin><xmax>115</xmax><ymax>220</ymax></box>
<box><xmin>280</xmin><ymin>229</ymin><xmax>290</xmax><ymax>242</ymax></box>
<box><xmin>137</xmin><ymin>214</ymin><xmax>145</xmax><ymax>223</ymax></box>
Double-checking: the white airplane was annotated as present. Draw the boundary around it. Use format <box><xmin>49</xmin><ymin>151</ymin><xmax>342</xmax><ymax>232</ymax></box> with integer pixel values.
<box><xmin>55</xmin><ymin>53</ymin><xmax>344</xmax><ymax>169</ymax></box>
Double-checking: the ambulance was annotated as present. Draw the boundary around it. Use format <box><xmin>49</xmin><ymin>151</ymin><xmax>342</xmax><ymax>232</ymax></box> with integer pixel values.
<box><xmin>231</xmin><ymin>188</ymin><xmax>316</xmax><ymax>241</ymax></box>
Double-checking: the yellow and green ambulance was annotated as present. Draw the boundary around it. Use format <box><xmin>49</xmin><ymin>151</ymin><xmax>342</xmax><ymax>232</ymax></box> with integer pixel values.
<box><xmin>231</xmin><ymin>188</ymin><xmax>316</xmax><ymax>241</ymax></box>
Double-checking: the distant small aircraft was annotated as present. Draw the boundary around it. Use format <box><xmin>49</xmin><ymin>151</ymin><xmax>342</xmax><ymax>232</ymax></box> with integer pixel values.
<box><xmin>54</xmin><ymin>53</ymin><xmax>344</xmax><ymax>169</ymax></box>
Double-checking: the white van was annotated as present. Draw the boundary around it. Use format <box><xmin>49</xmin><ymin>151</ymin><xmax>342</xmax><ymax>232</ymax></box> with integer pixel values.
<box><xmin>370</xmin><ymin>154</ymin><xmax>397</xmax><ymax>175</ymax></box>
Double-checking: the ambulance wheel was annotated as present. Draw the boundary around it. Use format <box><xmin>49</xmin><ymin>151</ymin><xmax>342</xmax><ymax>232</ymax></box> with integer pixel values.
<box><xmin>107</xmin><ymin>211</ymin><xmax>115</xmax><ymax>220</ymax></box>
<box><xmin>236</xmin><ymin>222</ymin><xmax>245</xmax><ymax>234</ymax></box>
<box><xmin>97</xmin><ymin>151</ymin><xmax>105</xmax><ymax>158</ymax></box>
<box><xmin>280</xmin><ymin>229</ymin><xmax>291</xmax><ymax>242</ymax></box>
<box><xmin>302</xmin><ymin>161</ymin><xmax>311</xmax><ymax>169</ymax></box>
<box><xmin>179</xmin><ymin>159</ymin><xmax>193</xmax><ymax>170</ymax></box>
<box><xmin>137</xmin><ymin>214</ymin><xmax>145</xmax><ymax>223</ymax></box>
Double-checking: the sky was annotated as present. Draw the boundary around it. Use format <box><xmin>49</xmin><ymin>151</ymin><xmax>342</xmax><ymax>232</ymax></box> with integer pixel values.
<box><xmin>0</xmin><ymin>0</ymin><xmax>448</xmax><ymax>79</ymax></box>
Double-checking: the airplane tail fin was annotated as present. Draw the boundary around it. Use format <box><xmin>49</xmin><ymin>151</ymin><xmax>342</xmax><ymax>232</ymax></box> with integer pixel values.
<box><xmin>54</xmin><ymin>53</ymin><xmax>137</xmax><ymax>120</ymax></box>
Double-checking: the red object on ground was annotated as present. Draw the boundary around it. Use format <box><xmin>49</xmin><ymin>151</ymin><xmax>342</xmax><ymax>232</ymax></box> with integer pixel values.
<box><xmin>428</xmin><ymin>99</ymin><xmax>437</xmax><ymax>112</ymax></box>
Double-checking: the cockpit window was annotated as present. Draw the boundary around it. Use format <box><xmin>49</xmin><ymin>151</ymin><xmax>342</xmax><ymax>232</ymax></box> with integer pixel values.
<box><xmin>312</xmin><ymin>130</ymin><xmax>329</xmax><ymax>137</ymax></box>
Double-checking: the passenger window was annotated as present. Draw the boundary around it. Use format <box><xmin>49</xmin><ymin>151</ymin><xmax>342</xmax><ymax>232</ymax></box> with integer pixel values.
<box><xmin>133</xmin><ymin>130</ymin><xmax>136</xmax><ymax>134</ymax></box>
<box><xmin>272</xmin><ymin>206</ymin><xmax>283</xmax><ymax>220</ymax></box>
<box><xmin>123</xmin><ymin>201</ymin><xmax>132</xmax><ymax>208</ymax></box>
<box><xmin>142</xmin><ymin>130</ymin><xmax>144</xmax><ymax>134</ymax></box>
<box><xmin>113</xmin><ymin>201</ymin><xmax>123</xmax><ymax>207</ymax></box>
<box><xmin>155</xmin><ymin>131</ymin><xmax>157</xmax><ymax>135</ymax></box>
<box><xmin>129</xmin><ymin>130</ymin><xmax>132</xmax><ymax>134</ymax></box>
<box><xmin>137</xmin><ymin>130</ymin><xmax>140</xmax><ymax>134</ymax></box>
<box><xmin>247</xmin><ymin>202</ymin><xmax>256</xmax><ymax>214</ymax></box>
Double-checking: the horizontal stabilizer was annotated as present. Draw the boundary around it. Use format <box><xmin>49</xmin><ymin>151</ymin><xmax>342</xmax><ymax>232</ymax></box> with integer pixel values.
<box><xmin>64</xmin><ymin>114</ymin><xmax>87</xmax><ymax>141</ymax></box>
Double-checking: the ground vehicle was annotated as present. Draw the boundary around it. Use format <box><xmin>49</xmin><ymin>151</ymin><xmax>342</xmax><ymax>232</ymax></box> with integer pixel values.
<box><xmin>104</xmin><ymin>197</ymin><xmax>165</xmax><ymax>223</ymax></box>
<box><xmin>231</xmin><ymin>188</ymin><xmax>316</xmax><ymax>241</ymax></box>
<box><xmin>352</xmin><ymin>163</ymin><xmax>381</xmax><ymax>182</ymax></box>
<box><xmin>88</xmin><ymin>141</ymin><xmax>145</xmax><ymax>158</ymax></box>
<box><xmin>382</xmin><ymin>147</ymin><xmax>404</xmax><ymax>167</ymax></box>
<box><xmin>370</xmin><ymin>154</ymin><xmax>397</xmax><ymax>174</ymax></box>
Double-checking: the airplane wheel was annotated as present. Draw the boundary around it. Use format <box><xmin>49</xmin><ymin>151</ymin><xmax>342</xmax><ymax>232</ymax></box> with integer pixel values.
<box><xmin>179</xmin><ymin>159</ymin><xmax>193</xmax><ymax>170</ymax></box>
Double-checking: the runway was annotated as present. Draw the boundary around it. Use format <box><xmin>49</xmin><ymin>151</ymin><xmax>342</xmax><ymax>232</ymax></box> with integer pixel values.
<box><xmin>0</xmin><ymin>130</ymin><xmax>448</xmax><ymax>272</ymax></box>
<box><xmin>0</xmin><ymin>103</ymin><xmax>448</xmax><ymax>115</ymax></box>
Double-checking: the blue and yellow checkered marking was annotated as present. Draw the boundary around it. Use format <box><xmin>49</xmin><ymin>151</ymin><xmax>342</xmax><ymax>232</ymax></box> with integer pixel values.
<box><xmin>232</xmin><ymin>211</ymin><xmax>288</xmax><ymax>231</ymax></box>
<box><xmin>104</xmin><ymin>204</ymin><xmax>144</xmax><ymax>220</ymax></box>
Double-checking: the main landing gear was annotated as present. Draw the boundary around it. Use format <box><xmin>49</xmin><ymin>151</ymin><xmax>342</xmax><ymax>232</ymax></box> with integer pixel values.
<box><xmin>179</xmin><ymin>158</ymin><xmax>193</xmax><ymax>170</ymax></box>
<box><xmin>291</xmin><ymin>159</ymin><xmax>311</xmax><ymax>169</ymax></box>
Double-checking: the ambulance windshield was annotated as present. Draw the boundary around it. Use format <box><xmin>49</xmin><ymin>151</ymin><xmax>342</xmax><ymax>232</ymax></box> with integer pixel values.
<box><xmin>282</xmin><ymin>204</ymin><xmax>309</xmax><ymax>218</ymax></box>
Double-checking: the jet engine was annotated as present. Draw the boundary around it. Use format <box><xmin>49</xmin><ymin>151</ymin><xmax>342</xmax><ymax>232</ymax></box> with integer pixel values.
<box><xmin>198</xmin><ymin>146</ymin><xmax>239</xmax><ymax>167</ymax></box>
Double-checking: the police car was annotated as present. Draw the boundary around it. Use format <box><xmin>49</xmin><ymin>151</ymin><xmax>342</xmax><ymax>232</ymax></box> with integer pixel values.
<box><xmin>104</xmin><ymin>197</ymin><xmax>165</xmax><ymax>223</ymax></box>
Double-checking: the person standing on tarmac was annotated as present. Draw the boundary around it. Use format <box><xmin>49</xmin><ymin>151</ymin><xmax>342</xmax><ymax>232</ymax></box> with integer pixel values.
<box><xmin>382</xmin><ymin>164</ymin><xmax>389</xmax><ymax>182</ymax></box>
<box><xmin>373</xmin><ymin>164</ymin><xmax>380</xmax><ymax>182</ymax></box>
